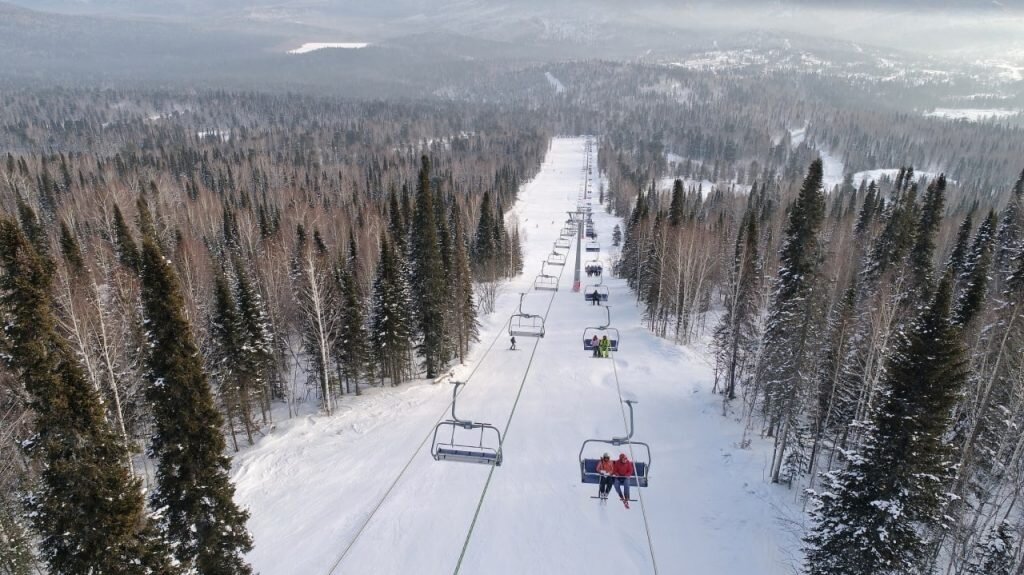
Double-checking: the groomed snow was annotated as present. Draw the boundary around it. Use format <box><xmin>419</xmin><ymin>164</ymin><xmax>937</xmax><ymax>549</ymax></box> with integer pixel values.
<box><xmin>231</xmin><ymin>137</ymin><xmax>800</xmax><ymax>575</ymax></box>
<box><xmin>288</xmin><ymin>43</ymin><xmax>369</xmax><ymax>54</ymax></box>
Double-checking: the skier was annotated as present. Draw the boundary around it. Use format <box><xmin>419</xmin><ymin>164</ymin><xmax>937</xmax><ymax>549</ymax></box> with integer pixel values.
<box><xmin>509</xmin><ymin>336</ymin><xmax>516</xmax><ymax>350</ymax></box>
<box><xmin>599</xmin><ymin>335</ymin><xmax>611</xmax><ymax>358</ymax></box>
<box><xmin>612</xmin><ymin>453</ymin><xmax>635</xmax><ymax>509</ymax></box>
<box><xmin>595</xmin><ymin>453</ymin><xmax>614</xmax><ymax>501</ymax></box>
<box><xmin>590</xmin><ymin>335</ymin><xmax>600</xmax><ymax>358</ymax></box>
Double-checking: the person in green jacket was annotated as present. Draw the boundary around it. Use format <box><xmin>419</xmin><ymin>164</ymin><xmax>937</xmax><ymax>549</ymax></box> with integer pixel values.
<box><xmin>599</xmin><ymin>335</ymin><xmax>611</xmax><ymax>358</ymax></box>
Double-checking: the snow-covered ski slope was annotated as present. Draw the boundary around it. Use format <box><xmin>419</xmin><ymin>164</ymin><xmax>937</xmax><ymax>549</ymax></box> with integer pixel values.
<box><xmin>232</xmin><ymin>137</ymin><xmax>800</xmax><ymax>575</ymax></box>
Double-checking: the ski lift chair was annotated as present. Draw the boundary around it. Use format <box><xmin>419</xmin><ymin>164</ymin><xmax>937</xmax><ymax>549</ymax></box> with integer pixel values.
<box><xmin>509</xmin><ymin>293</ymin><xmax>545</xmax><ymax>338</ymax></box>
<box><xmin>584</xmin><ymin>259</ymin><xmax>603</xmax><ymax>277</ymax></box>
<box><xmin>585</xmin><ymin>241</ymin><xmax>600</xmax><ymax>253</ymax></box>
<box><xmin>555</xmin><ymin>237</ymin><xmax>571</xmax><ymax>249</ymax></box>
<box><xmin>432</xmin><ymin>382</ymin><xmax>502</xmax><ymax>465</ymax></box>
<box><xmin>586</xmin><ymin>227</ymin><xmax>597</xmax><ymax>239</ymax></box>
<box><xmin>584</xmin><ymin>284</ymin><xmax>609</xmax><ymax>304</ymax></box>
<box><xmin>579</xmin><ymin>400</ymin><xmax>650</xmax><ymax>488</ymax></box>
<box><xmin>534</xmin><ymin>262</ymin><xmax>559</xmax><ymax>291</ymax></box>
<box><xmin>582</xmin><ymin>307</ymin><xmax>619</xmax><ymax>352</ymax></box>
<box><xmin>547</xmin><ymin>251</ymin><xmax>567</xmax><ymax>266</ymax></box>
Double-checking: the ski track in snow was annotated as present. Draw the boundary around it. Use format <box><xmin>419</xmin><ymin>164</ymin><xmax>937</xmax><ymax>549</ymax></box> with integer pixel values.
<box><xmin>232</xmin><ymin>137</ymin><xmax>801</xmax><ymax>575</ymax></box>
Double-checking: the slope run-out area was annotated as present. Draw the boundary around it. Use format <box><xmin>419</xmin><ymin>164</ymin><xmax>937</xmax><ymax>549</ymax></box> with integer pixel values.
<box><xmin>231</xmin><ymin>137</ymin><xmax>801</xmax><ymax>575</ymax></box>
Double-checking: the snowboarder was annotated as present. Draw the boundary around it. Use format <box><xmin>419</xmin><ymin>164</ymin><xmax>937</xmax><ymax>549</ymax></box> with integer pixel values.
<box><xmin>599</xmin><ymin>335</ymin><xmax>611</xmax><ymax>358</ymax></box>
<box><xmin>509</xmin><ymin>336</ymin><xmax>516</xmax><ymax>350</ymax></box>
<box><xmin>595</xmin><ymin>453</ymin><xmax>614</xmax><ymax>501</ymax></box>
<box><xmin>591</xmin><ymin>335</ymin><xmax>600</xmax><ymax>358</ymax></box>
<box><xmin>612</xmin><ymin>453</ymin><xmax>635</xmax><ymax>508</ymax></box>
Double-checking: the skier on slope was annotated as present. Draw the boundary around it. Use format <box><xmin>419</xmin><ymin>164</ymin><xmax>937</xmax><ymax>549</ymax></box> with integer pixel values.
<box><xmin>595</xmin><ymin>453</ymin><xmax>614</xmax><ymax>501</ymax></box>
<box><xmin>612</xmin><ymin>453</ymin><xmax>635</xmax><ymax>509</ymax></box>
<box><xmin>599</xmin><ymin>335</ymin><xmax>611</xmax><ymax>358</ymax></box>
<box><xmin>509</xmin><ymin>336</ymin><xmax>516</xmax><ymax>350</ymax></box>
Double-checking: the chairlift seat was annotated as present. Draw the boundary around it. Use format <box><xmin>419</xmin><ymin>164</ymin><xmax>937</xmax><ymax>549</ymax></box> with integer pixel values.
<box><xmin>435</xmin><ymin>445</ymin><xmax>501</xmax><ymax>465</ymax></box>
<box><xmin>580</xmin><ymin>459</ymin><xmax>648</xmax><ymax>487</ymax></box>
<box><xmin>534</xmin><ymin>274</ymin><xmax>559</xmax><ymax>291</ymax></box>
<box><xmin>510</xmin><ymin>313</ymin><xmax>545</xmax><ymax>338</ymax></box>
<box><xmin>584</xmin><ymin>285</ymin><xmax>609</xmax><ymax>303</ymax></box>
<box><xmin>585</xmin><ymin>242</ymin><xmax>600</xmax><ymax>253</ymax></box>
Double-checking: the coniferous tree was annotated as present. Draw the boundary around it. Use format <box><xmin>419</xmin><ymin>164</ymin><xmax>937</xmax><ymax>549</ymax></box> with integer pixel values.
<box><xmin>953</xmin><ymin>210</ymin><xmax>997</xmax><ymax>329</ymax></box>
<box><xmin>714</xmin><ymin>209</ymin><xmax>761</xmax><ymax>400</ymax></box>
<box><xmin>337</xmin><ymin>232</ymin><xmax>370</xmax><ymax>395</ymax></box>
<box><xmin>907</xmin><ymin>175</ymin><xmax>946</xmax><ymax>299</ymax></box>
<box><xmin>947</xmin><ymin>211</ymin><xmax>975</xmax><ymax>279</ymax></box>
<box><xmin>139</xmin><ymin>237</ymin><xmax>253</xmax><ymax>574</ymax></box>
<box><xmin>964</xmin><ymin>521</ymin><xmax>1015</xmax><ymax>575</ymax></box>
<box><xmin>471</xmin><ymin>190</ymin><xmax>496</xmax><ymax>279</ymax></box>
<box><xmin>0</xmin><ymin>219</ymin><xmax>174</xmax><ymax>575</ymax></box>
<box><xmin>231</xmin><ymin>256</ymin><xmax>277</xmax><ymax>408</ymax></box>
<box><xmin>449</xmin><ymin>199</ymin><xmax>479</xmax><ymax>363</ymax></box>
<box><xmin>58</xmin><ymin>220</ymin><xmax>85</xmax><ymax>275</ymax></box>
<box><xmin>371</xmin><ymin>233</ymin><xmax>414</xmax><ymax>385</ymax></box>
<box><xmin>410</xmin><ymin>156</ymin><xmax>447</xmax><ymax>378</ymax></box>
<box><xmin>612</xmin><ymin>224</ymin><xmax>622</xmax><ymax>247</ymax></box>
<box><xmin>805</xmin><ymin>276</ymin><xmax>967</xmax><ymax>575</ymax></box>
<box><xmin>669</xmin><ymin>178</ymin><xmax>685</xmax><ymax>227</ymax></box>
<box><xmin>210</xmin><ymin>271</ymin><xmax>256</xmax><ymax>451</ymax></box>
<box><xmin>994</xmin><ymin>169</ymin><xmax>1024</xmax><ymax>279</ymax></box>
<box><xmin>757</xmin><ymin>159</ymin><xmax>826</xmax><ymax>484</ymax></box>
<box><xmin>112</xmin><ymin>203</ymin><xmax>141</xmax><ymax>271</ymax></box>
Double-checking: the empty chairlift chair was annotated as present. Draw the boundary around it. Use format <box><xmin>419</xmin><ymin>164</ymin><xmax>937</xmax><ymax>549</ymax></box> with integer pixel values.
<box><xmin>534</xmin><ymin>262</ymin><xmax>559</xmax><ymax>291</ymax></box>
<box><xmin>579</xmin><ymin>400</ymin><xmax>650</xmax><ymax>488</ymax></box>
<box><xmin>585</xmin><ymin>241</ymin><xmax>600</xmax><ymax>253</ymax></box>
<box><xmin>555</xmin><ymin>237</ymin><xmax>571</xmax><ymax>250</ymax></box>
<box><xmin>583</xmin><ymin>306</ymin><xmax>619</xmax><ymax>352</ymax></box>
<box><xmin>548</xmin><ymin>250</ymin><xmax>567</xmax><ymax>266</ymax></box>
<box><xmin>432</xmin><ymin>382</ymin><xmax>502</xmax><ymax>465</ymax></box>
<box><xmin>509</xmin><ymin>293</ymin><xmax>545</xmax><ymax>338</ymax></box>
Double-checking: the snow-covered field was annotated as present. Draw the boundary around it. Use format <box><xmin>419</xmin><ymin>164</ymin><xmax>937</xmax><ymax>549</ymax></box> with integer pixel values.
<box><xmin>924</xmin><ymin>107</ymin><xmax>1021</xmax><ymax>122</ymax></box>
<box><xmin>288</xmin><ymin>43</ymin><xmax>369</xmax><ymax>54</ymax></box>
<box><xmin>232</xmin><ymin>137</ymin><xmax>801</xmax><ymax>574</ymax></box>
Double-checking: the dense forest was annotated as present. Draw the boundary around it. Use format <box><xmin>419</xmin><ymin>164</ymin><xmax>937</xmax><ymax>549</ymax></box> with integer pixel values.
<box><xmin>2</xmin><ymin>53</ymin><xmax>1024</xmax><ymax>573</ymax></box>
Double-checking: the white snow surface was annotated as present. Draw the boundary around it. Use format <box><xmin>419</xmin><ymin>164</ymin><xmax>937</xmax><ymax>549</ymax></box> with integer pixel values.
<box><xmin>288</xmin><ymin>43</ymin><xmax>369</xmax><ymax>54</ymax></box>
<box><xmin>544</xmin><ymin>71</ymin><xmax>566</xmax><ymax>94</ymax></box>
<box><xmin>924</xmin><ymin>107</ymin><xmax>1021</xmax><ymax>122</ymax></box>
<box><xmin>853</xmin><ymin>168</ymin><xmax>946</xmax><ymax>185</ymax></box>
<box><xmin>232</xmin><ymin>137</ymin><xmax>800</xmax><ymax>575</ymax></box>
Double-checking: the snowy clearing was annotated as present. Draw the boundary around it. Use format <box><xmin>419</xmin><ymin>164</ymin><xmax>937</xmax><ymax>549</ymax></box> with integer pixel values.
<box><xmin>924</xmin><ymin>107</ymin><xmax>1021</xmax><ymax>122</ymax></box>
<box><xmin>853</xmin><ymin>168</ymin><xmax>946</xmax><ymax>185</ymax></box>
<box><xmin>288</xmin><ymin>43</ymin><xmax>369</xmax><ymax>54</ymax></box>
<box><xmin>232</xmin><ymin>137</ymin><xmax>800</xmax><ymax>575</ymax></box>
<box><xmin>545</xmin><ymin>71</ymin><xmax>566</xmax><ymax>94</ymax></box>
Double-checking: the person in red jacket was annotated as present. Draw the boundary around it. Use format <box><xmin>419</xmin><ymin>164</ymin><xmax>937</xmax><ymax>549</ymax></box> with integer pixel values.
<box><xmin>612</xmin><ymin>453</ymin><xmax>635</xmax><ymax>508</ymax></box>
<box><xmin>595</xmin><ymin>453</ymin><xmax>614</xmax><ymax>500</ymax></box>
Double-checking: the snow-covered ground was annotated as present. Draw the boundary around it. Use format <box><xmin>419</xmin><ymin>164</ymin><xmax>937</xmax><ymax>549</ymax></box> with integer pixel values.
<box><xmin>852</xmin><ymin>168</ymin><xmax>946</xmax><ymax>185</ymax></box>
<box><xmin>288</xmin><ymin>43</ymin><xmax>369</xmax><ymax>54</ymax></box>
<box><xmin>924</xmin><ymin>107</ymin><xmax>1021</xmax><ymax>122</ymax></box>
<box><xmin>232</xmin><ymin>137</ymin><xmax>801</xmax><ymax>575</ymax></box>
<box><xmin>544</xmin><ymin>71</ymin><xmax>566</xmax><ymax>94</ymax></box>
